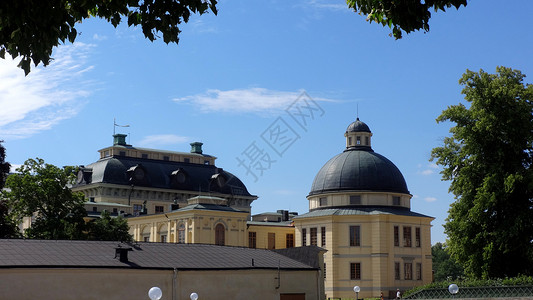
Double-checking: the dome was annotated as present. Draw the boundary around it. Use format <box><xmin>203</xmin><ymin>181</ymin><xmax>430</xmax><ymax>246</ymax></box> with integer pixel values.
<box><xmin>346</xmin><ymin>118</ymin><xmax>371</xmax><ymax>133</ymax></box>
<box><xmin>309</xmin><ymin>148</ymin><xmax>409</xmax><ymax>196</ymax></box>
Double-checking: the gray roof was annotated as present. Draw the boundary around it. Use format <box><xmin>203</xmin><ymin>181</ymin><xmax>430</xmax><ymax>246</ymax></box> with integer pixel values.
<box><xmin>75</xmin><ymin>156</ymin><xmax>254</xmax><ymax>198</ymax></box>
<box><xmin>173</xmin><ymin>203</ymin><xmax>249</xmax><ymax>213</ymax></box>
<box><xmin>0</xmin><ymin>239</ymin><xmax>316</xmax><ymax>270</ymax></box>
<box><xmin>293</xmin><ymin>206</ymin><xmax>433</xmax><ymax>219</ymax></box>
<box><xmin>309</xmin><ymin>148</ymin><xmax>409</xmax><ymax>196</ymax></box>
<box><xmin>346</xmin><ymin>118</ymin><xmax>371</xmax><ymax>133</ymax></box>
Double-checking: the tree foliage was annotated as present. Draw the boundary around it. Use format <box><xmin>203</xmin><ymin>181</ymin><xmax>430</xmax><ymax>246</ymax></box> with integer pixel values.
<box><xmin>0</xmin><ymin>199</ymin><xmax>19</xmax><ymax>238</ymax></box>
<box><xmin>87</xmin><ymin>210</ymin><xmax>132</xmax><ymax>242</ymax></box>
<box><xmin>0</xmin><ymin>140</ymin><xmax>9</xmax><ymax>190</ymax></box>
<box><xmin>432</xmin><ymin>242</ymin><xmax>464</xmax><ymax>281</ymax></box>
<box><xmin>1</xmin><ymin>158</ymin><xmax>87</xmax><ymax>239</ymax></box>
<box><xmin>347</xmin><ymin>0</ymin><xmax>467</xmax><ymax>39</ymax></box>
<box><xmin>0</xmin><ymin>0</ymin><xmax>217</xmax><ymax>75</ymax></box>
<box><xmin>431</xmin><ymin>67</ymin><xmax>533</xmax><ymax>278</ymax></box>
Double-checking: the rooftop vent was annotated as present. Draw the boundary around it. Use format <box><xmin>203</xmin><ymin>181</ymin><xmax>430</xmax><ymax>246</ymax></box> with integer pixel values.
<box><xmin>114</xmin><ymin>246</ymin><xmax>133</xmax><ymax>263</ymax></box>
<box><xmin>113</xmin><ymin>134</ymin><xmax>128</xmax><ymax>146</ymax></box>
<box><xmin>190</xmin><ymin>142</ymin><xmax>203</xmax><ymax>154</ymax></box>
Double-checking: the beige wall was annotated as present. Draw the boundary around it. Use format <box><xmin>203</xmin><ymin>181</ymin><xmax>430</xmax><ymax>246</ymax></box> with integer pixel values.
<box><xmin>247</xmin><ymin>224</ymin><xmax>296</xmax><ymax>249</ymax></box>
<box><xmin>294</xmin><ymin>213</ymin><xmax>433</xmax><ymax>299</ymax></box>
<box><xmin>0</xmin><ymin>268</ymin><xmax>321</xmax><ymax>300</ymax></box>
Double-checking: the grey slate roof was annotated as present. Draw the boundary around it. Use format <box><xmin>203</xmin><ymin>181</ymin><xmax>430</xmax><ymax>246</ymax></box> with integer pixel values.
<box><xmin>293</xmin><ymin>206</ymin><xmax>433</xmax><ymax>219</ymax></box>
<box><xmin>75</xmin><ymin>156</ymin><xmax>254</xmax><ymax>198</ymax></box>
<box><xmin>0</xmin><ymin>239</ymin><xmax>316</xmax><ymax>270</ymax></box>
<box><xmin>173</xmin><ymin>203</ymin><xmax>249</xmax><ymax>213</ymax></box>
<box><xmin>309</xmin><ymin>148</ymin><xmax>409</xmax><ymax>196</ymax></box>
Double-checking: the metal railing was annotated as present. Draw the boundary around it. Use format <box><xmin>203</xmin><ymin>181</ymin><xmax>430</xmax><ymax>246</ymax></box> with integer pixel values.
<box><xmin>404</xmin><ymin>285</ymin><xmax>533</xmax><ymax>299</ymax></box>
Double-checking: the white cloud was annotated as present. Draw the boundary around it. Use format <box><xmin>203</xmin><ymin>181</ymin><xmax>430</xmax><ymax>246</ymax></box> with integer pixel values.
<box><xmin>306</xmin><ymin>0</ymin><xmax>349</xmax><ymax>11</ymax></box>
<box><xmin>424</xmin><ymin>197</ymin><xmax>437</xmax><ymax>202</ymax></box>
<box><xmin>92</xmin><ymin>33</ymin><xmax>108</xmax><ymax>41</ymax></box>
<box><xmin>138</xmin><ymin>134</ymin><xmax>189</xmax><ymax>147</ymax></box>
<box><xmin>0</xmin><ymin>43</ymin><xmax>95</xmax><ymax>140</ymax></box>
<box><xmin>174</xmin><ymin>87</ymin><xmax>330</xmax><ymax>115</ymax></box>
<box><xmin>418</xmin><ymin>162</ymin><xmax>439</xmax><ymax>176</ymax></box>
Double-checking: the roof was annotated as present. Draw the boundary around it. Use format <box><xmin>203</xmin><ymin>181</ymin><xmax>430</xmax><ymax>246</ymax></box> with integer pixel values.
<box><xmin>346</xmin><ymin>118</ymin><xmax>371</xmax><ymax>133</ymax></box>
<box><xmin>173</xmin><ymin>203</ymin><xmax>249</xmax><ymax>213</ymax></box>
<box><xmin>309</xmin><ymin>148</ymin><xmax>409</xmax><ymax>196</ymax></box>
<box><xmin>0</xmin><ymin>239</ymin><xmax>317</xmax><ymax>271</ymax></box>
<box><xmin>247</xmin><ymin>221</ymin><xmax>294</xmax><ymax>227</ymax></box>
<box><xmin>293</xmin><ymin>206</ymin><xmax>433</xmax><ymax>219</ymax></box>
<box><xmin>273</xmin><ymin>246</ymin><xmax>326</xmax><ymax>268</ymax></box>
<box><xmin>75</xmin><ymin>156</ymin><xmax>255</xmax><ymax>198</ymax></box>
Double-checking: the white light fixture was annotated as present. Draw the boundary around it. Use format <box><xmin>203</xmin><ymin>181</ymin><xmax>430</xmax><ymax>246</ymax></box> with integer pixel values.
<box><xmin>190</xmin><ymin>292</ymin><xmax>199</xmax><ymax>300</ymax></box>
<box><xmin>148</xmin><ymin>287</ymin><xmax>162</xmax><ymax>300</ymax></box>
<box><xmin>448</xmin><ymin>284</ymin><xmax>459</xmax><ymax>298</ymax></box>
<box><xmin>353</xmin><ymin>286</ymin><xmax>360</xmax><ymax>300</ymax></box>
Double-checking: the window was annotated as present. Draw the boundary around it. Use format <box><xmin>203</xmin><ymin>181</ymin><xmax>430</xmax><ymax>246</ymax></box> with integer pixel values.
<box><xmin>92</xmin><ymin>207</ymin><xmax>97</xmax><ymax>212</ymax></box>
<box><xmin>321</xmin><ymin>227</ymin><xmax>326</xmax><ymax>247</ymax></box>
<box><xmin>89</xmin><ymin>197</ymin><xmax>95</xmax><ymax>202</ymax></box>
<box><xmin>302</xmin><ymin>228</ymin><xmax>307</xmax><ymax>246</ymax></box>
<box><xmin>268</xmin><ymin>232</ymin><xmax>276</xmax><ymax>249</ymax></box>
<box><xmin>348</xmin><ymin>137</ymin><xmax>352</xmax><ymax>145</ymax></box>
<box><xmin>350</xmin><ymin>263</ymin><xmax>361</xmax><ymax>280</ymax></box>
<box><xmin>141</xmin><ymin>153</ymin><xmax>148</xmax><ymax>159</ymax></box>
<box><xmin>133</xmin><ymin>204</ymin><xmax>143</xmax><ymax>214</ymax></box>
<box><xmin>395</xmin><ymin>262</ymin><xmax>400</xmax><ymax>280</ymax></box>
<box><xmin>113</xmin><ymin>208</ymin><xmax>118</xmax><ymax>214</ymax></box>
<box><xmin>403</xmin><ymin>226</ymin><xmax>412</xmax><ymax>247</ymax></box>
<box><xmin>310</xmin><ymin>228</ymin><xmax>317</xmax><ymax>246</ymax></box>
<box><xmin>365</xmin><ymin>136</ymin><xmax>369</xmax><ymax>145</ymax></box>
<box><xmin>119</xmin><ymin>151</ymin><xmax>126</xmax><ymax>156</ymax></box>
<box><xmin>144</xmin><ymin>236</ymin><xmax>150</xmax><ymax>242</ymax></box>
<box><xmin>349</xmin><ymin>225</ymin><xmax>361</xmax><ymax>246</ymax></box>
<box><xmin>160</xmin><ymin>235</ymin><xmax>167</xmax><ymax>243</ymax></box>
<box><xmin>184</xmin><ymin>158</ymin><xmax>190</xmax><ymax>163</ymax></box>
<box><xmin>415</xmin><ymin>227</ymin><xmax>421</xmax><ymax>247</ymax></box>
<box><xmin>204</xmin><ymin>160</ymin><xmax>210</xmax><ymax>165</ymax></box>
<box><xmin>249</xmin><ymin>232</ymin><xmax>257</xmax><ymax>248</ymax></box>
<box><xmin>155</xmin><ymin>206</ymin><xmax>164</xmax><ymax>213</ymax></box>
<box><xmin>404</xmin><ymin>263</ymin><xmax>413</xmax><ymax>280</ymax></box>
<box><xmin>356</xmin><ymin>136</ymin><xmax>361</xmax><ymax>145</ymax></box>
<box><xmin>286</xmin><ymin>233</ymin><xmax>294</xmax><ymax>248</ymax></box>
<box><xmin>394</xmin><ymin>226</ymin><xmax>399</xmax><ymax>247</ymax></box>
<box><xmin>350</xmin><ymin>195</ymin><xmax>361</xmax><ymax>205</ymax></box>
<box><xmin>163</xmin><ymin>156</ymin><xmax>170</xmax><ymax>161</ymax></box>
<box><xmin>178</xmin><ymin>224</ymin><xmax>185</xmax><ymax>243</ymax></box>
<box><xmin>319</xmin><ymin>197</ymin><xmax>327</xmax><ymax>206</ymax></box>
<box><xmin>393</xmin><ymin>196</ymin><xmax>401</xmax><ymax>205</ymax></box>
<box><xmin>215</xmin><ymin>224</ymin><xmax>225</xmax><ymax>246</ymax></box>
<box><xmin>324</xmin><ymin>263</ymin><xmax>326</xmax><ymax>278</ymax></box>
<box><xmin>416</xmin><ymin>263</ymin><xmax>422</xmax><ymax>280</ymax></box>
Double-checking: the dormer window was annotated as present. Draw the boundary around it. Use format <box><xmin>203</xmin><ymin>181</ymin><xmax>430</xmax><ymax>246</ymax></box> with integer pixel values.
<box><xmin>319</xmin><ymin>197</ymin><xmax>327</xmax><ymax>206</ymax></box>
<box><xmin>350</xmin><ymin>195</ymin><xmax>361</xmax><ymax>205</ymax></box>
<box><xmin>356</xmin><ymin>136</ymin><xmax>361</xmax><ymax>145</ymax></box>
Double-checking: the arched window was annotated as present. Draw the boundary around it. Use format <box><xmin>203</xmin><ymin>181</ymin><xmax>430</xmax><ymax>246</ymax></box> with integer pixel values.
<box><xmin>178</xmin><ymin>223</ymin><xmax>185</xmax><ymax>243</ymax></box>
<box><xmin>215</xmin><ymin>223</ymin><xmax>225</xmax><ymax>246</ymax></box>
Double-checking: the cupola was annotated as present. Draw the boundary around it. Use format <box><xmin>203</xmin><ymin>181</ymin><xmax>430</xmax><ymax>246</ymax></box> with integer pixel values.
<box><xmin>344</xmin><ymin>118</ymin><xmax>372</xmax><ymax>149</ymax></box>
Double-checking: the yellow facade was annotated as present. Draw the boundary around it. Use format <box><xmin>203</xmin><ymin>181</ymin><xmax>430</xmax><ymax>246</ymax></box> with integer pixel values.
<box><xmin>294</xmin><ymin>212</ymin><xmax>433</xmax><ymax>299</ymax></box>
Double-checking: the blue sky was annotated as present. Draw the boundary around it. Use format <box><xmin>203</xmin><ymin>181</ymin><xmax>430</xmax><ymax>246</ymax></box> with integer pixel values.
<box><xmin>1</xmin><ymin>0</ymin><xmax>532</xmax><ymax>244</ymax></box>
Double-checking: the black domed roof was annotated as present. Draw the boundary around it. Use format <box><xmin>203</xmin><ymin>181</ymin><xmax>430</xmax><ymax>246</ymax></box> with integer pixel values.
<box><xmin>309</xmin><ymin>148</ymin><xmax>409</xmax><ymax>196</ymax></box>
<box><xmin>346</xmin><ymin>118</ymin><xmax>371</xmax><ymax>133</ymax></box>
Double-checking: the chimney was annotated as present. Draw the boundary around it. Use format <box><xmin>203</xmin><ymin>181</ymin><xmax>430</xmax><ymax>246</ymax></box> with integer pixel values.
<box><xmin>115</xmin><ymin>247</ymin><xmax>133</xmax><ymax>263</ymax></box>
<box><xmin>190</xmin><ymin>142</ymin><xmax>203</xmax><ymax>154</ymax></box>
<box><xmin>113</xmin><ymin>134</ymin><xmax>128</xmax><ymax>146</ymax></box>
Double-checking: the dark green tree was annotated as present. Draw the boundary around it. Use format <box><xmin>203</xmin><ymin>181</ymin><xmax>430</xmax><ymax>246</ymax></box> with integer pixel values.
<box><xmin>1</xmin><ymin>158</ymin><xmax>87</xmax><ymax>239</ymax></box>
<box><xmin>87</xmin><ymin>210</ymin><xmax>133</xmax><ymax>242</ymax></box>
<box><xmin>347</xmin><ymin>0</ymin><xmax>467</xmax><ymax>39</ymax></box>
<box><xmin>0</xmin><ymin>199</ymin><xmax>20</xmax><ymax>238</ymax></box>
<box><xmin>431</xmin><ymin>67</ymin><xmax>533</xmax><ymax>278</ymax></box>
<box><xmin>0</xmin><ymin>140</ymin><xmax>9</xmax><ymax>189</ymax></box>
<box><xmin>432</xmin><ymin>242</ymin><xmax>464</xmax><ymax>281</ymax></box>
<box><xmin>0</xmin><ymin>0</ymin><xmax>217</xmax><ymax>75</ymax></box>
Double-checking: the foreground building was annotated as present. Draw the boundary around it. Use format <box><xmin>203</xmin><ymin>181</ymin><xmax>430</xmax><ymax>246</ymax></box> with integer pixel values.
<box><xmin>293</xmin><ymin>118</ymin><xmax>434</xmax><ymax>299</ymax></box>
<box><xmin>0</xmin><ymin>239</ymin><xmax>324</xmax><ymax>300</ymax></box>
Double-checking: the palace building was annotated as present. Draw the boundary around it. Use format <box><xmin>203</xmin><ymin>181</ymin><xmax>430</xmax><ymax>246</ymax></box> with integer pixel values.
<box><xmin>293</xmin><ymin>118</ymin><xmax>434</xmax><ymax>299</ymax></box>
<box><xmin>71</xmin><ymin>116</ymin><xmax>433</xmax><ymax>299</ymax></box>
